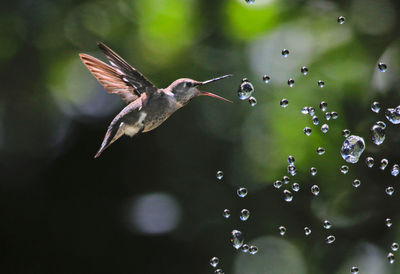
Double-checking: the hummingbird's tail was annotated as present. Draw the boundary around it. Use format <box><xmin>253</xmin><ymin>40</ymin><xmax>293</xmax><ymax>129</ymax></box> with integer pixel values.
<box><xmin>94</xmin><ymin>118</ymin><xmax>125</xmax><ymax>158</ymax></box>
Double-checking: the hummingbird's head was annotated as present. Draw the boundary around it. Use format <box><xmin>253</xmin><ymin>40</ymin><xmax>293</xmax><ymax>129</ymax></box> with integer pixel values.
<box><xmin>168</xmin><ymin>75</ymin><xmax>233</xmax><ymax>106</ymax></box>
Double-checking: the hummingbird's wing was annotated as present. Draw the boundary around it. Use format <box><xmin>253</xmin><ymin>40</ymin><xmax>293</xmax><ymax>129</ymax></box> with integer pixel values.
<box><xmin>96</xmin><ymin>42</ymin><xmax>156</xmax><ymax>96</ymax></box>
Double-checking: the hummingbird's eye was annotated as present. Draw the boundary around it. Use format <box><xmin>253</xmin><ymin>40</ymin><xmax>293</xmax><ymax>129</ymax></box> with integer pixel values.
<box><xmin>184</xmin><ymin>82</ymin><xmax>192</xmax><ymax>88</ymax></box>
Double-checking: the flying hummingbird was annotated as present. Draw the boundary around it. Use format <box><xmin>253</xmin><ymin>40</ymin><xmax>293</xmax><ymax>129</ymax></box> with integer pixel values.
<box><xmin>79</xmin><ymin>42</ymin><xmax>232</xmax><ymax>158</ymax></box>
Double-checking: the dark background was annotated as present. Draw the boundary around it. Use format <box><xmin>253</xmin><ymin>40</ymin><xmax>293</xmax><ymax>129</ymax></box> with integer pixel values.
<box><xmin>2</xmin><ymin>0</ymin><xmax>400</xmax><ymax>273</ymax></box>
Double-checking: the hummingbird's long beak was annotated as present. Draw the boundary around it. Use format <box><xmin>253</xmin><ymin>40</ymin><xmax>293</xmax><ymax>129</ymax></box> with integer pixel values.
<box><xmin>197</xmin><ymin>74</ymin><xmax>233</xmax><ymax>103</ymax></box>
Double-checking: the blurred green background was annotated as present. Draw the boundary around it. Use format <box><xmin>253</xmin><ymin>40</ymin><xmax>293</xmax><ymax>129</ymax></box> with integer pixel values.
<box><xmin>2</xmin><ymin>0</ymin><xmax>400</xmax><ymax>273</ymax></box>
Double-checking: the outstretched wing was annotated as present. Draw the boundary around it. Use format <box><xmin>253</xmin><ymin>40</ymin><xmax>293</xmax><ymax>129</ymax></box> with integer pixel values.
<box><xmin>96</xmin><ymin>41</ymin><xmax>156</xmax><ymax>95</ymax></box>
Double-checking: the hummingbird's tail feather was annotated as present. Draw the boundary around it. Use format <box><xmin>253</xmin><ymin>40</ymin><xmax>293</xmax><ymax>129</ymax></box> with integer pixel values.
<box><xmin>94</xmin><ymin>120</ymin><xmax>125</xmax><ymax>158</ymax></box>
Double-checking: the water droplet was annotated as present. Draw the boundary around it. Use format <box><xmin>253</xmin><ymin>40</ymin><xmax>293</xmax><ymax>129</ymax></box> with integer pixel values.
<box><xmin>283</xmin><ymin>189</ymin><xmax>293</xmax><ymax>202</ymax></box>
<box><xmin>392</xmin><ymin>242</ymin><xmax>399</xmax><ymax>252</ymax></box>
<box><xmin>365</xmin><ymin>156</ymin><xmax>374</xmax><ymax>168</ymax></box>
<box><xmin>274</xmin><ymin>180</ymin><xmax>283</xmax><ymax>189</ymax></box>
<box><xmin>380</xmin><ymin>159</ymin><xmax>389</xmax><ymax>170</ymax></box>
<box><xmin>288</xmin><ymin>155</ymin><xmax>295</xmax><ymax>165</ymax></box>
<box><xmin>282</xmin><ymin>49</ymin><xmax>290</xmax><ymax>57</ymax></box>
<box><xmin>312</xmin><ymin>115</ymin><xmax>319</xmax><ymax>125</ymax></box>
<box><xmin>321</xmin><ymin>124</ymin><xmax>329</xmax><ymax>133</ymax></box>
<box><xmin>317</xmin><ymin>147</ymin><xmax>325</xmax><ymax>155</ymax></box>
<box><xmin>262</xmin><ymin>75</ymin><xmax>270</xmax><ymax>83</ymax></box>
<box><xmin>371</xmin><ymin>101</ymin><xmax>381</xmax><ymax>113</ymax></box>
<box><xmin>323</xmin><ymin>220</ymin><xmax>332</xmax><ymax>229</ymax></box>
<box><xmin>301</xmin><ymin>66</ymin><xmax>309</xmax><ymax>75</ymax></box>
<box><xmin>353</xmin><ymin>179</ymin><xmax>361</xmax><ymax>188</ymax></box>
<box><xmin>210</xmin><ymin>257</ymin><xmax>219</xmax><ymax>268</ymax></box>
<box><xmin>308</xmin><ymin>107</ymin><xmax>315</xmax><ymax>116</ymax></box>
<box><xmin>342</xmin><ymin>129</ymin><xmax>351</xmax><ymax>137</ymax></box>
<box><xmin>378</xmin><ymin>62</ymin><xmax>387</xmax><ymax>72</ymax></box>
<box><xmin>337</xmin><ymin>16</ymin><xmax>345</xmax><ymax>24</ymax></box>
<box><xmin>223</xmin><ymin>209</ymin><xmax>231</xmax><ymax>218</ymax></box>
<box><xmin>237</xmin><ymin>187</ymin><xmax>248</xmax><ymax>198</ymax></box>
<box><xmin>340</xmin><ymin>135</ymin><xmax>366</xmax><ymax>163</ymax></box>
<box><xmin>245</xmin><ymin>0</ymin><xmax>255</xmax><ymax>3</ymax></box>
<box><xmin>387</xmin><ymin>252</ymin><xmax>395</xmax><ymax>264</ymax></box>
<box><xmin>318</xmin><ymin>80</ymin><xmax>325</xmax><ymax>88</ymax></box>
<box><xmin>279</xmin><ymin>226</ymin><xmax>286</xmax><ymax>236</ymax></box>
<box><xmin>282</xmin><ymin>176</ymin><xmax>290</xmax><ymax>184</ymax></box>
<box><xmin>386</xmin><ymin>186</ymin><xmax>394</xmax><ymax>196</ymax></box>
<box><xmin>216</xmin><ymin>171</ymin><xmax>224</xmax><ymax>180</ymax></box>
<box><xmin>351</xmin><ymin>266</ymin><xmax>359</xmax><ymax>274</ymax></box>
<box><xmin>230</xmin><ymin>230</ymin><xmax>244</xmax><ymax>249</ymax></box>
<box><xmin>287</xmin><ymin>165</ymin><xmax>296</xmax><ymax>176</ymax></box>
<box><xmin>331</xmin><ymin>112</ymin><xmax>338</xmax><ymax>119</ymax></box>
<box><xmin>304</xmin><ymin>227</ymin><xmax>312</xmax><ymax>236</ymax></box>
<box><xmin>326</xmin><ymin>235</ymin><xmax>336</xmax><ymax>244</ymax></box>
<box><xmin>249</xmin><ymin>245</ymin><xmax>258</xmax><ymax>255</ymax></box>
<box><xmin>288</xmin><ymin>78</ymin><xmax>295</xmax><ymax>87</ymax></box>
<box><xmin>386</xmin><ymin>218</ymin><xmax>393</xmax><ymax>227</ymax></box>
<box><xmin>249</xmin><ymin>96</ymin><xmax>257</xmax><ymax>107</ymax></box>
<box><xmin>325</xmin><ymin>112</ymin><xmax>332</xmax><ymax>121</ymax></box>
<box><xmin>214</xmin><ymin>269</ymin><xmax>224</xmax><ymax>274</ymax></box>
<box><xmin>240</xmin><ymin>209</ymin><xmax>250</xmax><ymax>221</ymax></box>
<box><xmin>238</xmin><ymin>80</ymin><xmax>254</xmax><ymax>100</ymax></box>
<box><xmin>320</xmin><ymin>101</ymin><xmax>328</xmax><ymax>111</ymax></box>
<box><xmin>311</xmin><ymin>185</ymin><xmax>320</xmax><ymax>196</ymax></box>
<box><xmin>385</xmin><ymin>107</ymin><xmax>400</xmax><ymax>124</ymax></box>
<box><xmin>391</xmin><ymin>164</ymin><xmax>399</xmax><ymax>176</ymax></box>
<box><xmin>371</xmin><ymin>124</ymin><xmax>385</xmax><ymax>145</ymax></box>
<box><xmin>310</xmin><ymin>167</ymin><xmax>317</xmax><ymax>176</ymax></box>
<box><xmin>301</xmin><ymin>107</ymin><xmax>309</xmax><ymax>115</ymax></box>
<box><xmin>241</xmin><ymin>244</ymin><xmax>249</xmax><ymax>253</ymax></box>
<box><xmin>340</xmin><ymin>165</ymin><xmax>349</xmax><ymax>174</ymax></box>
<box><xmin>280</xmin><ymin>98</ymin><xmax>289</xmax><ymax>108</ymax></box>
<box><xmin>376</xmin><ymin>121</ymin><xmax>387</xmax><ymax>129</ymax></box>
<box><xmin>304</xmin><ymin>127</ymin><xmax>312</xmax><ymax>136</ymax></box>
<box><xmin>292</xmin><ymin>183</ymin><xmax>300</xmax><ymax>192</ymax></box>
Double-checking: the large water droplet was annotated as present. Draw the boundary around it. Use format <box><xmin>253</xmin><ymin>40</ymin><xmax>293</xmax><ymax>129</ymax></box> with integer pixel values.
<box><xmin>385</xmin><ymin>107</ymin><xmax>400</xmax><ymax>124</ymax></box>
<box><xmin>340</xmin><ymin>135</ymin><xmax>366</xmax><ymax>163</ymax></box>
<box><xmin>323</xmin><ymin>220</ymin><xmax>332</xmax><ymax>229</ymax></box>
<box><xmin>292</xmin><ymin>183</ymin><xmax>300</xmax><ymax>192</ymax></box>
<box><xmin>240</xmin><ymin>209</ymin><xmax>250</xmax><ymax>221</ymax></box>
<box><xmin>281</xmin><ymin>49</ymin><xmax>290</xmax><ymax>57</ymax></box>
<box><xmin>263</xmin><ymin>75</ymin><xmax>270</xmax><ymax>83</ymax></box>
<box><xmin>311</xmin><ymin>185</ymin><xmax>320</xmax><ymax>196</ymax></box>
<box><xmin>337</xmin><ymin>16</ymin><xmax>345</xmax><ymax>24</ymax></box>
<box><xmin>223</xmin><ymin>209</ymin><xmax>231</xmax><ymax>219</ymax></box>
<box><xmin>249</xmin><ymin>96</ymin><xmax>257</xmax><ymax>107</ymax></box>
<box><xmin>342</xmin><ymin>129</ymin><xmax>351</xmax><ymax>137</ymax></box>
<box><xmin>386</xmin><ymin>218</ymin><xmax>393</xmax><ymax>227</ymax></box>
<box><xmin>230</xmin><ymin>230</ymin><xmax>244</xmax><ymax>249</ymax></box>
<box><xmin>216</xmin><ymin>171</ymin><xmax>224</xmax><ymax>180</ymax></box>
<box><xmin>371</xmin><ymin>124</ymin><xmax>385</xmax><ymax>145</ymax></box>
<box><xmin>310</xmin><ymin>167</ymin><xmax>317</xmax><ymax>176</ymax></box>
<box><xmin>387</xmin><ymin>252</ymin><xmax>395</xmax><ymax>264</ymax></box>
<box><xmin>386</xmin><ymin>186</ymin><xmax>394</xmax><ymax>196</ymax></box>
<box><xmin>280</xmin><ymin>98</ymin><xmax>289</xmax><ymax>108</ymax></box>
<box><xmin>353</xmin><ymin>179</ymin><xmax>361</xmax><ymax>188</ymax></box>
<box><xmin>238</xmin><ymin>80</ymin><xmax>254</xmax><ymax>100</ymax></box>
<box><xmin>392</xmin><ymin>242</ymin><xmax>399</xmax><ymax>251</ymax></box>
<box><xmin>237</xmin><ymin>187</ymin><xmax>248</xmax><ymax>198</ymax></box>
<box><xmin>301</xmin><ymin>66</ymin><xmax>309</xmax><ymax>75</ymax></box>
<box><xmin>320</xmin><ymin>101</ymin><xmax>328</xmax><ymax>111</ymax></box>
<box><xmin>321</xmin><ymin>124</ymin><xmax>329</xmax><ymax>133</ymax></box>
<box><xmin>304</xmin><ymin>127</ymin><xmax>312</xmax><ymax>136</ymax></box>
<box><xmin>210</xmin><ymin>257</ymin><xmax>219</xmax><ymax>268</ymax></box>
<box><xmin>304</xmin><ymin>227</ymin><xmax>312</xmax><ymax>236</ymax></box>
<box><xmin>283</xmin><ymin>189</ymin><xmax>293</xmax><ymax>202</ymax></box>
<box><xmin>312</xmin><ymin>115</ymin><xmax>319</xmax><ymax>125</ymax></box>
<box><xmin>249</xmin><ymin>245</ymin><xmax>258</xmax><ymax>255</ymax></box>
<box><xmin>371</xmin><ymin>101</ymin><xmax>381</xmax><ymax>113</ymax></box>
<box><xmin>378</xmin><ymin>62</ymin><xmax>387</xmax><ymax>72</ymax></box>
<box><xmin>340</xmin><ymin>165</ymin><xmax>349</xmax><ymax>174</ymax></box>
<box><xmin>391</xmin><ymin>164</ymin><xmax>399</xmax><ymax>176</ymax></box>
<box><xmin>351</xmin><ymin>266</ymin><xmax>359</xmax><ymax>274</ymax></box>
<box><xmin>365</xmin><ymin>157</ymin><xmax>374</xmax><ymax>168</ymax></box>
<box><xmin>279</xmin><ymin>226</ymin><xmax>286</xmax><ymax>236</ymax></box>
<box><xmin>288</xmin><ymin>78</ymin><xmax>295</xmax><ymax>87</ymax></box>
<box><xmin>326</xmin><ymin>235</ymin><xmax>336</xmax><ymax>244</ymax></box>
<box><xmin>380</xmin><ymin>158</ymin><xmax>389</xmax><ymax>170</ymax></box>
<box><xmin>318</xmin><ymin>80</ymin><xmax>325</xmax><ymax>88</ymax></box>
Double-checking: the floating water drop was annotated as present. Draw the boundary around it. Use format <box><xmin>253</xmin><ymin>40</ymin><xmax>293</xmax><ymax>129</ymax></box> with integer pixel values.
<box><xmin>280</xmin><ymin>98</ymin><xmax>289</xmax><ymax>108</ymax></box>
<box><xmin>214</xmin><ymin>269</ymin><xmax>224</xmax><ymax>274</ymax></box>
<box><xmin>325</xmin><ymin>112</ymin><xmax>332</xmax><ymax>121</ymax></box>
<box><xmin>245</xmin><ymin>0</ymin><xmax>255</xmax><ymax>3</ymax></box>
<box><xmin>287</xmin><ymin>165</ymin><xmax>296</xmax><ymax>176</ymax></box>
<box><xmin>392</xmin><ymin>242</ymin><xmax>399</xmax><ymax>252</ymax></box>
<box><xmin>342</xmin><ymin>129</ymin><xmax>351</xmax><ymax>137</ymax></box>
<box><xmin>371</xmin><ymin>101</ymin><xmax>381</xmax><ymax>113</ymax></box>
<box><xmin>386</xmin><ymin>218</ymin><xmax>393</xmax><ymax>227</ymax></box>
<box><xmin>304</xmin><ymin>227</ymin><xmax>312</xmax><ymax>236</ymax></box>
<box><xmin>391</xmin><ymin>164</ymin><xmax>399</xmax><ymax>176</ymax></box>
<box><xmin>378</xmin><ymin>62</ymin><xmax>387</xmax><ymax>72</ymax></box>
<box><xmin>385</xmin><ymin>107</ymin><xmax>400</xmax><ymax>124</ymax></box>
<box><xmin>323</xmin><ymin>220</ymin><xmax>332</xmax><ymax>229</ymax></box>
<box><xmin>311</xmin><ymin>185</ymin><xmax>320</xmax><ymax>196</ymax></box>
<box><xmin>274</xmin><ymin>180</ymin><xmax>283</xmax><ymax>189</ymax></box>
<box><xmin>283</xmin><ymin>190</ymin><xmax>293</xmax><ymax>202</ymax></box>
<box><xmin>317</xmin><ymin>147</ymin><xmax>325</xmax><ymax>155</ymax></box>
<box><xmin>353</xmin><ymin>179</ymin><xmax>361</xmax><ymax>188</ymax></box>
<box><xmin>340</xmin><ymin>165</ymin><xmax>349</xmax><ymax>174</ymax></box>
<box><xmin>310</xmin><ymin>167</ymin><xmax>317</xmax><ymax>176</ymax></box>
<box><xmin>240</xmin><ymin>209</ymin><xmax>250</xmax><ymax>221</ymax></box>
<box><xmin>321</xmin><ymin>124</ymin><xmax>329</xmax><ymax>133</ymax></box>
<box><xmin>308</xmin><ymin>107</ymin><xmax>316</xmax><ymax>116</ymax></box>
<box><xmin>288</xmin><ymin>78</ymin><xmax>295</xmax><ymax>87</ymax></box>
<box><xmin>351</xmin><ymin>266</ymin><xmax>359</xmax><ymax>274</ymax></box>
<box><xmin>282</xmin><ymin>49</ymin><xmax>290</xmax><ymax>57</ymax></box>
<box><xmin>288</xmin><ymin>155</ymin><xmax>295</xmax><ymax>165</ymax></box>
<box><xmin>249</xmin><ymin>96</ymin><xmax>257</xmax><ymax>107</ymax></box>
<box><xmin>365</xmin><ymin>157</ymin><xmax>374</xmax><ymax>168</ymax></box>
<box><xmin>304</xmin><ymin>127</ymin><xmax>312</xmax><ymax>136</ymax></box>
<box><xmin>376</xmin><ymin>121</ymin><xmax>386</xmax><ymax>129</ymax></box>
<box><xmin>279</xmin><ymin>226</ymin><xmax>286</xmax><ymax>236</ymax></box>
<box><xmin>223</xmin><ymin>209</ymin><xmax>231</xmax><ymax>219</ymax></box>
<box><xmin>216</xmin><ymin>171</ymin><xmax>224</xmax><ymax>180</ymax></box>
<box><xmin>312</xmin><ymin>115</ymin><xmax>319</xmax><ymax>125</ymax></box>
<box><xmin>263</xmin><ymin>75</ymin><xmax>270</xmax><ymax>83</ymax></box>
<box><xmin>210</xmin><ymin>257</ymin><xmax>219</xmax><ymax>268</ymax></box>
<box><xmin>301</xmin><ymin>66</ymin><xmax>309</xmax><ymax>75</ymax></box>
<box><xmin>249</xmin><ymin>245</ymin><xmax>258</xmax><ymax>255</ymax></box>
<box><xmin>326</xmin><ymin>235</ymin><xmax>336</xmax><ymax>244</ymax></box>
<box><xmin>340</xmin><ymin>135</ymin><xmax>366</xmax><ymax>163</ymax></box>
<box><xmin>241</xmin><ymin>244</ymin><xmax>249</xmax><ymax>253</ymax></box>
<box><xmin>386</xmin><ymin>186</ymin><xmax>394</xmax><ymax>196</ymax></box>
<box><xmin>387</xmin><ymin>252</ymin><xmax>395</xmax><ymax>264</ymax></box>
<box><xmin>337</xmin><ymin>16</ymin><xmax>345</xmax><ymax>24</ymax></box>
<box><xmin>238</xmin><ymin>80</ymin><xmax>254</xmax><ymax>100</ymax></box>
<box><xmin>380</xmin><ymin>159</ymin><xmax>389</xmax><ymax>170</ymax></box>
<box><xmin>320</xmin><ymin>101</ymin><xmax>328</xmax><ymax>111</ymax></box>
<box><xmin>282</xmin><ymin>176</ymin><xmax>290</xmax><ymax>184</ymax></box>
<box><xmin>237</xmin><ymin>187</ymin><xmax>248</xmax><ymax>198</ymax></box>
<box><xmin>371</xmin><ymin>124</ymin><xmax>385</xmax><ymax>145</ymax></box>
<box><xmin>230</xmin><ymin>230</ymin><xmax>244</xmax><ymax>249</ymax></box>
<box><xmin>301</xmin><ymin>107</ymin><xmax>309</xmax><ymax>115</ymax></box>
<box><xmin>318</xmin><ymin>80</ymin><xmax>325</xmax><ymax>88</ymax></box>
<box><xmin>331</xmin><ymin>112</ymin><xmax>338</xmax><ymax>119</ymax></box>
<box><xmin>292</xmin><ymin>183</ymin><xmax>300</xmax><ymax>192</ymax></box>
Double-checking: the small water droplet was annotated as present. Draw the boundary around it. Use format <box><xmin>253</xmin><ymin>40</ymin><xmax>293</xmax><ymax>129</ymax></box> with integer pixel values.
<box><xmin>310</xmin><ymin>167</ymin><xmax>317</xmax><ymax>176</ymax></box>
<box><xmin>376</xmin><ymin>121</ymin><xmax>387</xmax><ymax>129</ymax></box>
<box><xmin>353</xmin><ymin>179</ymin><xmax>361</xmax><ymax>188</ymax></box>
<box><xmin>371</xmin><ymin>101</ymin><xmax>381</xmax><ymax>113</ymax></box>
<box><xmin>301</xmin><ymin>66</ymin><xmax>309</xmax><ymax>75</ymax></box>
<box><xmin>245</xmin><ymin>0</ymin><xmax>255</xmax><ymax>3</ymax></box>
<box><xmin>304</xmin><ymin>127</ymin><xmax>312</xmax><ymax>136</ymax></box>
<box><xmin>274</xmin><ymin>180</ymin><xmax>283</xmax><ymax>189</ymax></box>
<box><xmin>287</xmin><ymin>165</ymin><xmax>296</xmax><ymax>176</ymax></box>
<box><xmin>386</xmin><ymin>186</ymin><xmax>394</xmax><ymax>196</ymax></box>
<box><xmin>365</xmin><ymin>157</ymin><xmax>374</xmax><ymax>168</ymax></box>
<box><xmin>340</xmin><ymin>135</ymin><xmax>366</xmax><ymax>163</ymax></box>
<box><xmin>240</xmin><ymin>209</ymin><xmax>250</xmax><ymax>221</ymax></box>
<box><xmin>292</xmin><ymin>183</ymin><xmax>300</xmax><ymax>192</ymax></box>
<box><xmin>280</xmin><ymin>98</ymin><xmax>289</xmax><ymax>108</ymax></box>
<box><xmin>371</xmin><ymin>124</ymin><xmax>385</xmax><ymax>145</ymax></box>
<box><xmin>318</xmin><ymin>80</ymin><xmax>325</xmax><ymax>88</ymax></box>
<box><xmin>386</xmin><ymin>218</ymin><xmax>393</xmax><ymax>227</ymax></box>
<box><xmin>312</xmin><ymin>115</ymin><xmax>319</xmax><ymax>125</ymax></box>
<box><xmin>282</xmin><ymin>176</ymin><xmax>290</xmax><ymax>184</ymax></box>
<box><xmin>378</xmin><ymin>62</ymin><xmax>387</xmax><ymax>72</ymax></box>
<box><xmin>325</xmin><ymin>112</ymin><xmax>332</xmax><ymax>121</ymax></box>
<box><xmin>241</xmin><ymin>244</ymin><xmax>249</xmax><ymax>253</ymax></box>
<box><xmin>351</xmin><ymin>266</ymin><xmax>359</xmax><ymax>274</ymax></box>
<box><xmin>317</xmin><ymin>147</ymin><xmax>325</xmax><ymax>155</ymax></box>
<box><xmin>282</xmin><ymin>49</ymin><xmax>290</xmax><ymax>57</ymax></box>
<box><xmin>216</xmin><ymin>171</ymin><xmax>224</xmax><ymax>180</ymax></box>
<box><xmin>288</xmin><ymin>78</ymin><xmax>295</xmax><ymax>87</ymax></box>
<box><xmin>380</xmin><ymin>159</ymin><xmax>389</xmax><ymax>170</ymax></box>
<box><xmin>238</xmin><ymin>80</ymin><xmax>254</xmax><ymax>100</ymax></box>
<box><xmin>283</xmin><ymin>189</ymin><xmax>293</xmax><ymax>202</ymax></box>
<box><xmin>210</xmin><ymin>257</ymin><xmax>219</xmax><ymax>268</ymax></box>
<box><xmin>385</xmin><ymin>106</ymin><xmax>400</xmax><ymax>124</ymax></box>
<box><xmin>301</xmin><ymin>107</ymin><xmax>309</xmax><ymax>115</ymax></box>
<box><xmin>311</xmin><ymin>185</ymin><xmax>320</xmax><ymax>196</ymax></box>
<box><xmin>392</xmin><ymin>242</ymin><xmax>399</xmax><ymax>252</ymax></box>
<box><xmin>308</xmin><ymin>107</ymin><xmax>315</xmax><ymax>116</ymax></box>
<box><xmin>262</xmin><ymin>75</ymin><xmax>270</xmax><ymax>83</ymax></box>
<box><xmin>214</xmin><ymin>269</ymin><xmax>224</xmax><ymax>274</ymax></box>
<box><xmin>387</xmin><ymin>252</ymin><xmax>395</xmax><ymax>264</ymax></box>
<box><xmin>279</xmin><ymin>226</ymin><xmax>286</xmax><ymax>236</ymax></box>
<box><xmin>331</xmin><ymin>112</ymin><xmax>338</xmax><ymax>119</ymax></box>
<box><xmin>304</xmin><ymin>227</ymin><xmax>312</xmax><ymax>236</ymax></box>
<box><xmin>323</xmin><ymin>220</ymin><xmax>332</xmax><ymax>229</ymax></box>
<box><xmin>249</xmin><ymin>96</ymin><xmax>257</xmax><ymax>107</ymax></box>
<box><xmin>288</xmin><ymin>155</ymin><xmax>295</xmax><ymax>165</ymax></box>
<box><xmin>223</xmin><ymin>209</ymin><xmax>231</xmax><ymax>218</ymax></box>
<box><xmin>230</xmin><ymin>230</ymin><xmax>244</xmax><ymax>249</ymax></box>
<box><xmin>340</xmin><ymin>165</ymin><xmax>349</xmax><ymax>174</ymax></box>
<box><xmin>321</xmin><ymin>124</ymin><xmax>329</xmax><ymax>133</ymax></box>
<box><xmin>320</xmin><ymin>101</ymin><xmax>328</xmax><ymax>111</ymax></box>
<box><xmin>326</xmin><ymin>235</ymin><xmax>336</xmax><ymax>244</ymax></box>
<box><xmin>337</xmin><ymin>16</ymin><xmax>345</xmax><ymax>24</ymax></box>
<box><xmin>342</xmin><ymin>129</ymin><xmax>351</xmax><ymax>137</ymax></box>
<box><xmin>237</xmin><ymin>187</ymin><xmax>248</xmax><ymax>198</ymax></box>
<box><xmin>391</xmin><ymin>164</ymin><xmax>399</xmax><ymax>176</ymax></box>
<box><xmin>249</xmin><ymin>245</ymin><xmax>258</xmax><ymax>255</ymax></box>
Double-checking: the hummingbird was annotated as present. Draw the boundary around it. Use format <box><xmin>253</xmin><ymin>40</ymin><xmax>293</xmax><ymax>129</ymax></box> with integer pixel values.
<box><xmin>79</xmin><ymin>42</ymin><xmax>232</xmax><ymax>158</ymax></box>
